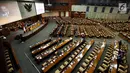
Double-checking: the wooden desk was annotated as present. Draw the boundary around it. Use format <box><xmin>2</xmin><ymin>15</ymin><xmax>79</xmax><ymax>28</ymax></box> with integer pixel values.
<box><xmin>55</xmin><ymin>42</ymin><xmax>88</xmax><ymax>73</ymax></box>
<box><xmin>57</xmin><ymin>25</ymin><xmax>63</xmax><ymax>35</ymax></box>
<box><xmin>42</xmin><ymin>39</ymin><xmax>83</xmax><ymax>73</ymax></box>
<box><xmin>85</xmin><ymin>40</ymin><xmax>106</xmax><ymax>73</ymax></box>
<box><xmin>50</xmin><ymin>25</ymin><xmax>59</xmax><ymax>36</ymax></box>
<box><xmin>35</xmin><ymin>38</ymin><xmax>73</xmax><ymax>62</ymax></box>
<box><xmin>97</xmin><ymin>42</ymin><xmax>117</xmax><ymax>73</ymax></box>
<box><xmin>21</xmin><ymin>22</ymin><xmax>47</xmax><ymax>41</ymax></box>
<box><xmin>77</xmin><ymin>41</ymin><xmax>106</xmax><ymax>73</ymax></box>
<box><xmin>62</xmin><ymin>25</ymin><xmax>68</xmax><ymax>36</ymax></box>
<box><xmin>32</xmin><ymin>38</ymin><xmax>61</xmax><ymax>55</ymax></box>
<box><xmin>62</xmin><ymin>40</ymin><xmax>94</xmax><ymax>73</ymax></box>
<box><xmin>29</xmin><ymin>39</ymin><xmax>51</xmax><ymax>50</ymax></box>
<box><xmin>108</xmin><ymin>41</ymin><xmax>119</xmax><ymax>73</ymax></box>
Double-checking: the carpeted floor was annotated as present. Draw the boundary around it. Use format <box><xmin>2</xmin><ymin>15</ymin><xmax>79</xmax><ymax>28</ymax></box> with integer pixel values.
<box><xmin>7</xmin><ymin>19</ymin><xmax>130</xmax><ymax>73</ymax></box>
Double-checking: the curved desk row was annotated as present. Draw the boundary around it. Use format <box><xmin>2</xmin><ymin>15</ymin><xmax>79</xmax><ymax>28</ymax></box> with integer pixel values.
<box><xmin>35</xmin><ymin>38</ymin><xmax>73</xmax><ymax>62</ymax></box>
<box><xmin>29</xmin><ymin>39</ymin><xmax>51</xmax><ymax>51</ymax></box>
<box><xmin>31</xmin><ymin>38</ymin><xmax>61</xmax><ymax>56</ymax></box>
<box><xmin>98</xmin><ymin>44</ymin><xmax>115</xmax><ymax>72</ymax></box>
<box><xmin>50</xmin><ymin>24</ymin><xmax>114</xmax><ymax>38</ymax></box>
<box><xmin>61</xmin><ymin>40</ymin><xmax>95</xmax><ymax>73</ymax></box>
<box><xmin>108</xmin><ymin>41</ymin><xmax>119</xmax><ymax>73</ymax></box>
<box><xmin>98</xmin><ymin>41</ymin><xmax>120</xmax><ymax>73</ymax></box>
<box><xmin>55</xmin><ymin>41</ymin><xmax>88</xmax><ymax>73</ymax></box>
<box><xmin>42</xmin><ymin>39</ymin><xmax>84</xmax><ymax>73</ymax></box>
<box><xmin>84</xmin><ymin>40</ymin><xmax>106</xmax><ymax>73</ymax></box>
<box><xmin>77</xmin><ymin>41</ymin><xmax>105</xmax><ymax>73</ymax></box>
<box><xmin>21</xmin><ymin>22</ymin><xmax>47</xmax><ymax>41</ymax></box>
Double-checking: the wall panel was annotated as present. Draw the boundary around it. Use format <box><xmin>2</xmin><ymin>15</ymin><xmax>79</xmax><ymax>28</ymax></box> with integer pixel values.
<box><xmin>83</xmin><ymin>5</ymin><xmax>129</xmax><ymax>20</ymax></box>
<box><xmin>104</xmin><ymin>7</ymin><xmax>111</xmax><ymax>13</ymax></box>
<box><xmin>72</xmin><ymin>5</ymin><xmax>87</xmax><ymax>12</ymax></box>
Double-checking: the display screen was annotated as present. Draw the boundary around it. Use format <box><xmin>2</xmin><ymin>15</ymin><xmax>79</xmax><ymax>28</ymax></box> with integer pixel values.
<box><xmin>35</xmin><ymin>2</ymin><xmax>45</xmax><ymax>15</ymax></box>
<box><xmin>18</xmin><ymin>2</ymin><xmax>37</xmax><ymax>19</ymax></box>
<box><xmin>0</xmin><ymin>1</ymin><xmax>22</xmax><ymax>25</ymax></box>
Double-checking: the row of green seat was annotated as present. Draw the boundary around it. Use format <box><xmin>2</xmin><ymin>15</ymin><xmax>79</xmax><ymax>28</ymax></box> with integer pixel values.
<box><xmin>4</xmin><ymin>50</ymin><xmax>14</xmax><ymax>73</ymax></box>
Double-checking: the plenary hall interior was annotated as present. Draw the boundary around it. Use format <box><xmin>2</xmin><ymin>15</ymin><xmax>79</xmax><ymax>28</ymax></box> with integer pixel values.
<box><xmin>0</xmin><ymin>0</ymin><xmax>130</xmax><ymax>73</ymax></box>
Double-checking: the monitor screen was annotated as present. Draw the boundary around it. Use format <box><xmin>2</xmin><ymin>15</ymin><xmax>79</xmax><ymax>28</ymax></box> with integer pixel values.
<box><xmin>35</xmin><ymin>2</ymin><xmax>45</xmax><ymax>15</ymax></box>
<box><xmin>0</xmin><ymin>1</ymin><xmax>22</xmax><ymax>25</ymax></box>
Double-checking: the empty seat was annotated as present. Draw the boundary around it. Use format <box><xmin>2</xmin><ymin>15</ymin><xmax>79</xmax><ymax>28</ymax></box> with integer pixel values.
<box><xmin>76</xmin><ymin>49</ymin><xmax>80</xmax><ymax>53</ymax></box>
<box><xmin>102</xmin><ymin>63</ymin><xmax>109</xmax><ymax>68</ymax></box>
<box><xmin>90</xmin><ymin>53</ymin><xmax>94</xmax><ymax>57</ymax></box>
<box><xmin>60</xmin><ymin>65</ymin><xmax>65</xmax><ymax>69</ymax></box>
<box><xmin>79</xmin><ymin>66</ymin><xmax>85</xmax><ymax>72</ymax></box>
<box><xmin>81</xmin><ymin>45</ymin><xmax>84</xmax><ymax>48</ymax></box>
<box><xmin>64</xmin><ymin>61</ymin><xmax>68</xmax><ymax>65</ymax></box>
<box><xmin>8</xmin><ymin>67</ymin><xmax>14</xmax><ymax>72</ymax></box>
<box><xmin>79</xmin><ymin>48</ymin><xmax>82</xmax><ymax>50</ymax></box>
<box><xmin>7</xmin><ymin>64</ymin><xmax>12</xmax><ymax>67</ymax></box>
<box><xmin>48</xmin><ymin>59</ymin><xmax>52</xmax><ymax>62</ymax></box>
<box><xmin>43</xmin><ymin>62</ymin><xmax>47</xmax><ymax>66</ymax></box>
<box><xmin>85</xmin><ymin>59</ymin><xmax>90</xmax><ymax>63</ymax></box>
<box><xmin>5</xmin><ymin>55</ymin><xmax>9</xmax><ymax>57</ymax></box>
<box><xmin>87</xmin><ymin>56</ymin><xmax>92</xmax><ymax>61</ymax></box>
<box><xmin>55</xmin><ymin>69</ymin><xmax>60</xmax><ymax>73</ymax></box>
<box><xmin>71</xmin><ymin>54</ymin><xmax>75</xmax><ymax>58</ymax></box>
<box><xmin>98</xmin><ymin>66</ymin><xmax>106</xmax><ymax>72</ymax></box>
<box><xmin>6</xmin><ymin>57</ymin><xmax>10</xmax><ymax>61</ymax></box>
<box><xmin>7</xmin><ymin>60</ymin><xmax>11</xmax><ymax>64</ymax></box>
<box><xmin>68</xmin><ymin>57</ymin><xmax>72</xmax><ymax>61</ymax></box>
<box><xmin>74</xmin><ymin>51</ymin><xmax>78</xmax><ymax>55</ymax></box>
<box><xmin>82</xmin><ymin>62</ymin><xmax>88</xmax><ymax>68</ymax></box>
<box><xmin>118</xmin><ymin>68</ymin><xmax>127</xmax><ymax>73</ymax></box>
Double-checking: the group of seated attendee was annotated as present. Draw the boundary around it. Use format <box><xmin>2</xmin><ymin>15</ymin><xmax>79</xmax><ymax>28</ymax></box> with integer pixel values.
<box><xmin>4</xmin><ymin>49</ymin><xmax>14</xmax><ymax>73</ymax></box>
<box><xmin>50</xmin><ymin>24</ymin><xmax>115</xmax><ymax>38</ymax></box>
